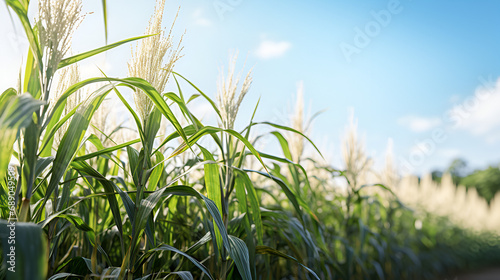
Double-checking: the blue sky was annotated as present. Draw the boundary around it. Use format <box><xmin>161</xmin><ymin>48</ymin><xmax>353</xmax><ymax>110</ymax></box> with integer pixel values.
<box><xmin>2</xmin><ymin>0</ymin><xmax>500</xmax><ymax>175</ymax></box>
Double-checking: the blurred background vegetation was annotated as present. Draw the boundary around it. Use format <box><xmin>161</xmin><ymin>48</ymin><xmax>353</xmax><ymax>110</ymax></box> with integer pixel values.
<box><xmin>432</xmin><ymin>158</ymin><xmax>500</xmax><ymax>204</ymax></box>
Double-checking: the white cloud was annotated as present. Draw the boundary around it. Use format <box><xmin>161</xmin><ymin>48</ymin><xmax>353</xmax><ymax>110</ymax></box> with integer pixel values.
<box><xmin>255</xmin><ymin>40</ymin><xmax>291</xmax><ymax>59</ymax></box>
<box><xmin>192</xmin><ymin>8</ymin><xmax>212</xmax><ymax>27</ymax></box>
<box><xmin>398</xmin><ymin>116</ymin><xmax>442</xmax><ymax>132</ymax></box>
<box><xmin>450</xmin><ymin>77</ymin><xmax>500</xmax><ymax>138</ymax></box>
<box><xmin>399</xmin><ymin>77</ymin><xmax>500</xmax><ymax>142</ymax></box>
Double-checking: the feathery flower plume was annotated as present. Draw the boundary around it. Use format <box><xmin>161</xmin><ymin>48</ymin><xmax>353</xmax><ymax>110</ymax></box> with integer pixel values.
<box><xmin>341</xmin><ymin>112</ymin><xmax>373</xmax><ymax>188</ymax></box>
<box><xmin>289</xmin><ymin>81</ymin><xmax>306</xmax><ymax>162</ymax></box>
<box><xmin>378</xmin><ymin>138</ymin><xmax>399</xmax><ymax>188</ymax></box>
<box><xmin>128</xmin><ymin>0</ymin><xmax>183</xmax><ymax>122</ymax></box>
<box><xmin>52</xmin><ymin>63</ymin><xmax>82</xmax><ymax>144</ymax></box>
<box><xmin>216</xmin><ymin>52</ymin><xmax>252</xmax><ymax>130</ymax></box>
<box><xmin>38</xmin><ymin>0</ymin><xmax>84</xmax><ymax>81</ymax></box>
<box><xmin>88</xmin><ymin>83</ymin><xmax>121</xmax><ymax>146</ymax></box>
<box><xmin>396</xmin><ymin>172</ymin><xmax>500</xmax><ymax>234</ymax></box>
<box><xmin>50</xmin><ymin>63</ymin><xmax>81</xmax><ymax>111</ymax></box>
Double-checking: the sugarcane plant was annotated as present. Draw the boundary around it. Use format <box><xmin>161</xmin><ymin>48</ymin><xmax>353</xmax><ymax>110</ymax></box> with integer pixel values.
<box><xmin>0</xmin><ymin>0</ymin><xmax>323</xmax><ymax>279</ymax></box>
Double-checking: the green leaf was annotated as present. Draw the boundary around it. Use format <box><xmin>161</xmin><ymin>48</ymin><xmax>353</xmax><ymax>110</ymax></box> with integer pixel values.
<box><xmin>146</xmin><ymin>245</ymin><xmax>213</xmax><ymax>280</ymax></box>
<box><xmin>153</xmin><ymin>124</ymin><xmax>197</xmax><ymax>155</ymax></box>
<box><xmin>34</xmin><ymin>156</ymin><xmax>54</xmax><ymax>179</ymax></box>
<box><xmin>127</xmin><ymin>146</ymin><xmax>141</xmax><ymax>188</ymax></box>
<box><xmin>119</xmin><ymin>184</ymin><xmax>229</xmax><ymax>277</ymax></box>
<box><xmin>0</xmin><ymin>93</ymin><xmax>44</xmax><ymax>182</ymax></box>
<box><xmin>254</xmin><ymin>121</ymin><xmax>323</xmax><ymax>159</ymax></box>
<box><xmin>161</xmin><ymin>185</ymin><xmax>231</xmax><ymax>250</ymax></box>
<box><xmin>101</xmin><ymin>0</ymin><xmax>108</xmax><ymax>43</ymax></box>
<box><xmin>169</xmin><ymin>126</ymin><xmax>269</xmax><ymax>173</ymax></box>
<box><xmin>244</xmin><ymin>169</ymin><xmax>305</xmax><ymax>222</ymax></box>
<box><xmin>20</xmin><ymin>119</ymin><xmax>39</xmax><ymax>215</ymax></box>
<box><xmin>70</xmin><ymin>161</ymin><xmax>125</xmax><ymax>253</ymax></box>
<box><xmin>185</xmin><ymin>232</ymin><xmax>212</xmax><ymax>256</ymax></box>
<box><xmin>108</xmin><ymin>84</ymin><xmax>146</xmax><ymax>145</ymax></box>
<box><xmin>166</xmin><ymin>271</ymin><xmax>193</xmax><ymax>280</ymax></box>
<box><xmin>5</xmin><ymin>0</ymin><xmax>42</xmax><ymax>73</ymax></box>
<box><xmin>235</xmin><ymin>170</ymin><xmax>263</xmax><ymax>245</ymax></box>
<box><xmin>0</xmin><ymin>221</ymin><xmax>48</xmax><ymax>280</ymax></box>
<box><xmin>73</xmin><ymin>137</ymin><xmax>141</xmax><ymax>162</ymax></box>
<box><xmin>143</xmin><ymin>108</ymin><xmax>161</xmax><ymax>155</ymax></box>
<box><xmin>372</xmin><ymin>261</ymin><xmax>386</xmax><ymax>280</ymax></box>
<box><xmin>39</xmin><ymin>103</ymin><xmax>78</xmax><ymax>154</ymax></box>
<box><xmin>0</xmin><ymin>92</ymin><xmax>44</xmax><ymax>131</ymax></box>
<box><xmin>48</xmin><ymin>273</ymin><xmax>82</xmax><ymax>280</ymax></box>
<box><xmin>270</xmin><ymin>131</ymin><xmax>293</xmax><ymax>161</ymax></box>
<box><xmin>0</xmin><ymin>88</ymin><xmax>16</xmax><ymax>105</ymax></box>
<box><xmin>110</xmin><ymin>176</ymin><xmax>136</xmax><ymax>226</ymax></box>
<box><xmin>258</xmin><ymin>149</ymin><xmax>319</xmax><ymax>222</ymax></box>
<box><xmin>228</xmin><ymin>235</ymin><xmax>252</xmax><ymax>280</ymax></box>
<box><xmin>355</xmin><ymin>183</ymin><xmax>396</xmax><ymax>197</ymax></box>
<box><xmin>199</xmin><ymin>146</ymin><xmax>223</xmax><ymax>252</ymax></box>
<box><xmin>232</xmin><ymin>174</ymin><xmax>257</xmax><ymax>279</ymax></box>
<box><xmin>57</xmin><ymin>34</ymin><xmax>154</xmax><ymax>69</ymax></box>
<box><xmin>147</xmin><ymin>151</ymin><xmax>164</xmax><ymax>191</ymax></box>
<box><xmin>255</xmin><ymin>245</ymin><xmax>320</xmax><ymax>280</ymax></box>
<box><xmin>37</xmin><ymin>84</ymin><xmax>113</xmax><ymax>220</ymax></box>
<box><xmin>22</xmin><ymin>46</ymin><xmax>42</xmax><ymax>99</ymax></box>
<box><xmin>172</xmin><ymin>72</ymin><xmax>221</xmax><ymax>119</ymax></box>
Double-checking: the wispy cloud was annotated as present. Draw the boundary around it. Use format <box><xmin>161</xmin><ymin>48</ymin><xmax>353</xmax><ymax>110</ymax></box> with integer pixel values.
<box><xmin>192</xmin><ymin>8</ymin><xmax>212</xmax><ymax>26</ymax></box>
<box><xmin>255</xmin><ymin>40</ymin><xmax>291</xmax><ymax>59</ymax></box>
<box><xmin>398</xmin><ymin>116</ymin><xmax>442</xmax><ymax>132</ymax></box>
<box><xmin>451</xmin><ymin>78</ymin><xmax>500</xmax><ymax>139</ymax></box>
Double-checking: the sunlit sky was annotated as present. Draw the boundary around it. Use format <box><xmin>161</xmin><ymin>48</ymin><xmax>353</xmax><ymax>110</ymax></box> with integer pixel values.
<box><xmin>2</xmin><ymin>0</ymin><xmax>500</xmax><ymax>175</ymax></box>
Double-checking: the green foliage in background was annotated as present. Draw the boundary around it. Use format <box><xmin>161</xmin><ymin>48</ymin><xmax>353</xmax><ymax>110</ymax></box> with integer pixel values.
<box><xmin>462</xmin><ymin>166</ymin><xmax>500</xmax><ymax>204</ymax></box>
<box><xmin>433</xmin><ymin>158</ymin><xmax>500</xmax><ymax>204</ymax></box>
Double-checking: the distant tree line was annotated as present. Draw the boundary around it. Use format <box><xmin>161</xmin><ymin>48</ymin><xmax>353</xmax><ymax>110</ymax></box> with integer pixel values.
<box><xmin>431</xmin><ymin>158</ymin><xmax>500</xmax><ymax>204</ymax></box>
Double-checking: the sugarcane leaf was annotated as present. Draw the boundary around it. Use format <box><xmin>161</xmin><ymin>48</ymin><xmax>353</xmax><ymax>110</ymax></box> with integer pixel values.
<box><xmin>149</xmin><ymin>245</ymin><xmax>213</xmax><ymax>280</ymax></box>
<box><xmin>57</xmin><ymin>34</ymin><xmax>154</xmax><ymax>69</ymax></box>
<box><xmin>0</xmin><ymin>221</ymin><xmax>48</xmax><ymax>280</ymax></box>
<box><xmin>228</xmin><ymin>235</ymin><xmax>252</xmax><ymax>280</ymax></box>
<box><xmin>255</xmin><ymin>245</ymin><xmax>320</xmax><ymax>280</ymax></box>
<box><xmin>37</xmin><ymin>84</ymin><xmax>113</xmax><ymax>220</ymax></box>
<box><xmin>0</xmin><ymin>93</ymin><xmax>44</xmax><ymax>182</ymax></box>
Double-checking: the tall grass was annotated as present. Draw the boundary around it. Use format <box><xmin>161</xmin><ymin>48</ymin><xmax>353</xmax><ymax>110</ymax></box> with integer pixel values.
<box><xmin>397</xmin><ymin>173</ymin><xmax>500</xmax><ymax>234</ymax></box>
<box><xmin>1</xmin><ymin>1</ymin><xmax>500</xmax><ymax>280</ymax></box>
